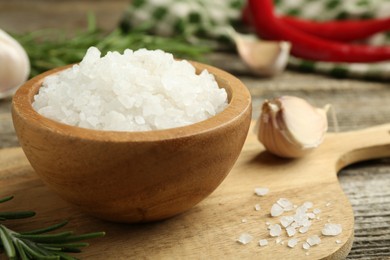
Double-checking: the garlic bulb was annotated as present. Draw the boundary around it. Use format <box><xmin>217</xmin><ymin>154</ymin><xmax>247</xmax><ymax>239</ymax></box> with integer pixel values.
<box><xmin>257</xmin><ymin>96</ymin><xmax>328</xmax><ymax>158</ymax></box>
<box><xmin>0</xmin><ymin>29</ymin><xmax>30</xmax><ymax>98</ymax></box>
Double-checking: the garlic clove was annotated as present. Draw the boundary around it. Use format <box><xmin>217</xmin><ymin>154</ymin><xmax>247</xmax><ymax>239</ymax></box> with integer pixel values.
<box><xmin>227</xmin><ymin>28</ymin><xmax>291</xmax><ymax>77</ymax></box>
<box><xmin>257</xmin><ymin>96</ymin><xmax>328</xmax><ymax>158</ymax></box>
<box><xmin>0</xmin><ymin>29</ymin><xmax>30</xmax><ymax>98</ymax></box>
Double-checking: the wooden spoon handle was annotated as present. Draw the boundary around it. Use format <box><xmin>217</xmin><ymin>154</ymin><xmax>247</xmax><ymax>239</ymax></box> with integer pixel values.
<box><xmin>329</xmin><ymin>123</ymin><xmax>390</xmax><ymax>171</ymax></box>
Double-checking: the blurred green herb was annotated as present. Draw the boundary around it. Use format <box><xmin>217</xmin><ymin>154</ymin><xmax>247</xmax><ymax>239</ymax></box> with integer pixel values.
<box><xmin>13</xmin><ymin>14</ymin><xmax>212</xmax><ymax>77</ymax></box>
<box><xmin>0</xmin><ymin>195</ymin><xmax>104</xmax><ymax>260</ymax></box>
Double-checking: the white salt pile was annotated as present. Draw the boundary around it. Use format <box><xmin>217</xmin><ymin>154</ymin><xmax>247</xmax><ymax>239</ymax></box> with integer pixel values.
<box><xmin>33</xmin><ymin>47</ymin><xmax>228</xmax><ymax>131</ymax></box>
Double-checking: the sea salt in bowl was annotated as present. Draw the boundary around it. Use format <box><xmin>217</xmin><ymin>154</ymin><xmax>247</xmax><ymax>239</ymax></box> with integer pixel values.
<box><xmin>11</xmin><ymin>57</ymin><xmax>251</xmax><ymax>223</ymax></box>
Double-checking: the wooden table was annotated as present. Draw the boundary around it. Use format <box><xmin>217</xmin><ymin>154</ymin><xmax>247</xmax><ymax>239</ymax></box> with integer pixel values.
<box><xmin>1</xmin><ymin>53</ymin><xmax>389</xmax><ymax>259</ymax></box>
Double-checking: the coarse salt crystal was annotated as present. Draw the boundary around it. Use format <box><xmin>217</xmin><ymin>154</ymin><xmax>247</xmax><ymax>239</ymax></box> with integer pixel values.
<box><xmin>277</xmin><ymin>198</ymin><xmax>294</xmax><ymax>211</ymax></box>
<box><xmin>271</xmin><ymin>203</ymin><xmax>284</xmax><ymax>217</ymax></box>
<box><xmin>259</xmin><ymin>239</ymin><xmax>268</xmax><ymax>247</ymax></box>
<box><xmin>287</xmin><ymin>238</ymin><xmax>299</xmax><ymax>248</ymax></box>
<box><xmin>280</xmin><ymin>216</ymin><xmax>294</xmax><ymax>227</ymax></box>
<box><xmin>307</xmin><ymin>213</ymin><xmax>316</xmax><ymax>219</ymax></box>
<box><xmin>302</xmin><ymin>242</ymin><xmax>311</xmax><ymax>250</ymax></box>
<box><xmin>286</xmin><ymin>226</ymin><xmax>296</xmax><ymax>237</ymax></box>
<box><xmin>322</xmin><ymin>223</ymin><xmax>342</xmax><ymax>236</ymax></box>
<box><xmin>237</xmin><ymin>233</ymin><xmax>253</xmax><ymax>244</ymax></box>
<box><xmin>291</xmin><ymin>222</ymin><xmax>300</xmax><ymax>228</ymax></box>
<box><xmin>269</xmin><ymin>224</ymin><xmax>282</xmax><ymax>237</ymax></box>
<box><xmin>336</xmin><ymin>240</ymin><xmax>342</xmax><ymax>244</ymax></box>
<box><xmin>307</xmin><ymin>235</ymin><xmax>321</xmax><ymax>246</ymax></box>
<box><xmin>254</xmin><ymin>187</ymin><xmax>269</xmax><ymax>196</ymax></box>
<box><xmin>254</xmin><ymin>204</ymin><xmax>261</xmax><ymax>211</ymax></box>
<box><xmin>276</xmin><ymin>237</ymin><xmax>282</xmax><ymax>244</ymax></box>
<box><xmin>299</xmin><ymin>226</ymin><xmax>310</xmax><ymax>234</ymax></box>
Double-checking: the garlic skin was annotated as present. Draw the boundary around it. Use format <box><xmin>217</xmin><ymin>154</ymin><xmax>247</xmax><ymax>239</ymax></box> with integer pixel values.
<box><xmin>257</xmin><ymin>96</ymin><xmax>328</xmax><ymax>158</ymax></box>
<box><xmin>0</xmin><ymin>29</ymin><xmax>30</xmax><ymax>98</ymax></box>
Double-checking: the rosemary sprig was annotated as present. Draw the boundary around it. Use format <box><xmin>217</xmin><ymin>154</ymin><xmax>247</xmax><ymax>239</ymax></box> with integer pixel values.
<box><xmin>13</xmin><ymin>14</ymin><xmax>212</xmax><ymax>77</ymax></box>
<box><xmin>0</xmin><ymin>196</ymin><xmax>105</xmax><ymax>259</ymax></box>
<box><xmin>0</xmin><ymin>196</ymin><xmax>35</xmax><ymax>221</ymax></box>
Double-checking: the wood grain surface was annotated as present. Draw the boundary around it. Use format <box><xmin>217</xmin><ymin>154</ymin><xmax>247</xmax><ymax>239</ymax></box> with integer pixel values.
<box><xmin>1</xmin><ymin>53</ymin><xmax>390</xmax><ymax>259</ymax></box>
<box><xmin>1</xmin><ymin>122</ymin><xmax>389</xmax><ymax>259</ymax></box>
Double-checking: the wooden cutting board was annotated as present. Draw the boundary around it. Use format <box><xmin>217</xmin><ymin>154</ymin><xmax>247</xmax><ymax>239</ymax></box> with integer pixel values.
<box><xmin>1</xmin><ymin>123</ymin><xmax>389</xmax><ymax>260</ymax></box>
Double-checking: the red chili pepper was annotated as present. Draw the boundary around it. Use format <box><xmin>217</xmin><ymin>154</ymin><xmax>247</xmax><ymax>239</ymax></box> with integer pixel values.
<box><xmin>280</xmin><ymin>16</ymin><xmax>390</xmax><ymax>42</ymax></box>
<box><xmin>248</xmin><ymin>0</ymin><xmax>390</xmax><ymax>63</ymax></box>
<box><xmin>242</xmin><ymin>4</ymin><xmax>390</xmax><ymax>42</ymax></box>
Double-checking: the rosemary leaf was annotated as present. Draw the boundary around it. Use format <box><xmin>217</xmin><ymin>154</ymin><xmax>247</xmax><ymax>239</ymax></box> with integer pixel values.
<box><xmin>0</xmin><ymin>211</ymin><xmax>36</xmax><ymax>220</ymax></box>
<box><xmin>14</xmin><ymin>240</ymin><xmax>29</xmax><ymax>260</ymax></box>
<box><xmin>19</xmin><ymin>240</ymin><xmax>59</xmax><ymax>260</ymax></box>
<box><xmin>0</xmin><ymin>225</ymin><xmax>16</xmax><ymax>259</ymax></box>
<box><xmin>0</xmin><ymin>196</ymin><xmax>14</xmax><ymax>204</ymax></box>
<box><xmin>16</xmin><ymin>231</ymin><xmax>74</xmax><ymax>243</ymax></box>
<box><xmin>21</xmin><ymin>220</ymin><xmax>69</xmax><ymax>235</ymax></box>
<box><xmin>39</xmin><ymin>242</ymin><xmax>89</xmax><ymax>249</ymax></box>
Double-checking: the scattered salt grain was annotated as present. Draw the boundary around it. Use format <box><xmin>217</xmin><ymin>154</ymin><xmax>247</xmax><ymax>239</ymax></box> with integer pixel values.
<box><xmin>287</xmin><ymin>238</ymin><xmax>299</xmax><ymax>248</ymax></box>
<box><xmin>269</xmin><ymin>224</ymin><xmax>282</xmax><ymax>237</ymax></box>
<box><xmin>286</xmin><ymin>226</ymin><xmax>296</xmax><ymax>237</ymax></box>
<box><xmin>280</xmin><ymin>216</ymin><xmax>294</xmax><ymax>227</ymax></box>
<box><xmin>326</xmin><ymin>202</ymin><xmax>331</xmax><ymax>207</ymax></box>
<box><xmin>259</xmin><ymin>239</ymin><xmax>268</xmax><ymax>247</ymax></box>
<box><xmin>277</xmin><ymin>198</ymin><xmax>294</xmax><ymax>211</ymax></box>
<box><xmin>254</xmin><ymin>187</ymin><xmax>269</xmax><ymax>196</ymax></box>
<box><xmin>271</xmin><ymin>203</ymin><xmax>284</xmax><ymax>217</ymax></box>
<box><xmin>241</xmin><ymin>218</ymin><xmax>247</xmax><ymax>223</ymax></box>
<box><xmin>299</xmin><ymin>226</ymin><xmax>310</xmax><ymax>234</ymax></box>
<box><xmin>307</xmin><ymin>235</ymin><xmax>321</xmax><ymax>246</ymax></box>
<box><xmin>33</xmin><ymin>47</ymin><xmax>228</xmax><ymax>131</ymax></box>
<box><xmin>302</xmin><ymin>242</ymin><xmax>311</xmax><ymax>250</ymax></box>
<box><xmin>254</xmin><ymin>204</ymin><xmax>261</xmax><ymax>211</ymax></box>
<box><xmin>336</xmin><ymin>240</ymin><xmax>342</xmax><ymax>244</ymax></box>
<box><xmin>237</xmin><ymin>233</ymin><xmax>253</xmax><ymax>245</ymax></box>
<box><xmin>276</xmin><ymin>237</ymin><xmax>282</xmax><ymax>244</ymax></box>
<box><xmin>307</xmin><ymin>213</ymin><xmax>316</xmax><ymax>219</ymax></box>
<box><xmin>322</xmin><ymin>223</ymin><xmax>342</xmax><ymax>236</ymax></box>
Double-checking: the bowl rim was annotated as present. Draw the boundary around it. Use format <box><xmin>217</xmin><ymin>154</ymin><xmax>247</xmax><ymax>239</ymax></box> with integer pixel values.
<box><xmin>12</xmin><ymin>60</ymin><xmax>252</xmax><ymax>142</ymax></box>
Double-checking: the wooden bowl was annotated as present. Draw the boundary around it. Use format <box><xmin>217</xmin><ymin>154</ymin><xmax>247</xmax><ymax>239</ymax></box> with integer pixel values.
<box><xmin>11</xmin><ymin>61</ymin><xmax>252</xmax><ymax>223</ymax></box>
